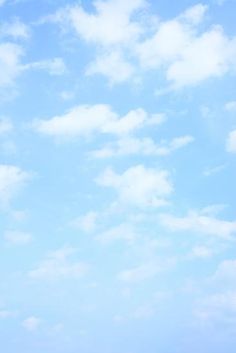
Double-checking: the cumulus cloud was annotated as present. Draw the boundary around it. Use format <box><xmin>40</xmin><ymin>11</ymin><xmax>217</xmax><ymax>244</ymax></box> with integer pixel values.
<box><xmin>86</xmin><ymin>50</ymin><xmax>135</xmax><ymax>84</ymax></box>
<box><xmin>0</xmin><ymin>19</ymin><xmax>30</xmax><ymax>40</ymax></box>
<box><xmin>137</xmin><ymin>4</ymin><xmax>236</xmax><ymax>88</ymax></box>
<box><xmin>0</xmin><ymin>164</ymin><xmax>31</xmax><ymax>206</ymax></box>
<box><xmin>33</xmin><ymin>104</ymin><xmax>163</xmax><ymax>140</ymax></box>
<box><xmin>118</xmin><ymin>263</ymin><xmax>159</xmax><ymax>283</ymax></box>
<box><xmin>92</xmin><ymin>135</ymin><xmax>194</xmax><ymax>158</ymax></box>
<box><xmin>4</xmin><ymin>230</ymin><xmax>32</xmax><ymax>245</ymax></box>
<box><xmin>47</xmin><ymin>2</ymin><xmax>236</xmax><ymax>87</ymax></box>
<box><xmin>96</xmin><ymin>165</ymin><xmax>173</xmax><ymax>208</ymax></box>
<box><xmin>0</xmin><ymin>42</ymin><xmax>23</xmax><ymax>87</ymax></box>
<box><xmin>28</xmin><ymin>247</ymin><xmax>89</xmax><ymax>280</ymax></box>
<box><xmin>160</xmin><ymin>209</ymin><xmax>236</xmax><ymax>239</ymax></box>
<box><xmin>0</xmin><ymin>117</ymin><xmax>13</xmax><ymax>134</ymax></box>
<box><xmin>54</xmin><ymin>0</ymin><xmax>147</xmax><ymax>46</ymax></box>
<box><xmin>71</xmin><ymin>211</ymin><xmax>98</xmax><ymax>233</ymax></box>
<box><xmin>96</xmin><ymin>223</ymin><xmax>137</xmax><ymax>244</ymax></box>
<box><xmin>22</xmin><ymin>316</ymin><xmax>41</xmax><ymax>331</ymax></box>
<box><xmin>226</xmin><ymin>129</ymin><xmax>236</xmax><ymax>153</ymax></box>
<box><xmin>23</xmin><ymin>57</ymin><xmax>67</xmax><ymax>76</ymax></box>
<box><xmin>225</xmin><ymin>100</ymin><xmax>236</xmax><ymax>112</ymax></box>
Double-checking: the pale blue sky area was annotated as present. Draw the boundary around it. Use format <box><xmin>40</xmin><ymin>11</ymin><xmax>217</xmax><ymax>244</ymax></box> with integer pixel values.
<box><xmin>0</xmin><ymin>0</ymin><xmax>236</xmax><ymax>352</ymax></box>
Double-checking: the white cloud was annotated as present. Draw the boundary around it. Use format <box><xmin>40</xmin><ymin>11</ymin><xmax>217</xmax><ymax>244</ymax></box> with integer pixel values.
<box><xmin>71</xmin><ymin>211</ymin><xmax>98</xmax><ymax>233</ymax></box>
<box><xmin>34</xmin><ymin>104</ymin><xmax>163</xmax><ymax>140</ymax></box>
<box><xmin>0</xmin><ymin>42</ymin><xmax>23</xmax><ymax>87</ymax></box>
<box><xmin>0</xmin><ymin>310</ymin><xmax>14</xmax><ymax>319</ymax></box>
<box><xmin>203</xmin><ymin>164</ymin><xmax>226</xmax><ymax>177</ymax></box>
<box><xmin>22</xmin><ymin>316</ymin><xmax>41</xmax><ymax>331</ymax></box>
<box><xmin>23</xmin><ymin>57</ymin><xmax>67</xmax><ymax>76</ymax></box>
<box><xmin>86</xmin><ymin>51</ymin><xmax>135</xmax><ymax>84</ymax></box>
<box><xmin>4</xmin><ymin>230</ymin><xmax>32</xmax><ymax>245</ymax></box>
<box><xmin>28</xmin><ymin>247</ymin><xmax>89</xmax><ymax>280</ymax></box>
<box><xmin>56</xmin><ymin>0</ymin><xmax>147</xmax><ymax>46</ymax></box>
<box><xmin>160</xmin><ymin>210</ymin><xmax>236</xmax><ymax>239</ymax></box>
<box><xmin>96</xmin><ymin>223</ymin><xmax>137</xmax><ymax>244</ymax></box>
<box><xmin>137</xmin><ymin>4</ymin><xmax>236</xmax><ymax>88</ymax></box>
<box><xmin>92</xmin><ymin>135</ymin><xmax>194</xmax><ymax>158</ymax></box>
<box><xmin>225</xmin><ymin>100</ymin><xmax>236</xmax><ymax>112</ymax></box>
<box><xmin>97</xmin><ymin>165</ymin><xmax>173</xmax><ymax>208</ymax></box>
<box><xmin>213</xmin><ymin>259</ymin><xmax>236</xmax><ymax>283</ymax></box>
<box><xmin>226</xmin><ymin>129</ymin><xmax>236</xmax><ymax>153</ymax></box>
<box><xmin>0</xmin><ymin>117</ymin><xmax>13</xmax><ymax>134</ymax></box>
<box><xmin>0</xmin><ymin>19</ymin><xmax>30</xmax><ymax>40</ymax></box>
<box><xmin>0</xmin><ymin>165</ymin><xmax>31</xmax><ymax>206</ymax></box>
<box><xmin>118</xmin><ymin>262</ymin><xmax>163</xmax><ymax>283</ymax></box>
<box><xmin>189</xmin><ymin>245</ymin><xmax>213</xmax><ymax>259</ymax></box>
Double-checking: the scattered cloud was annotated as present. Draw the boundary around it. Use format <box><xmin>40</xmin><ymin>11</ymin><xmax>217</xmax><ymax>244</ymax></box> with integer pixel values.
<box><xmin>0</xmin><ymin>42</ymin><xmax>24</xmax><ymax>87</ymax></box>
<box><xmin>226</xmin><ymin>129</ymin><xmax>236</xmax><ymax>153</ymax></box>
<box><xmin>203</xmin><ymin>164</ymin><xmax>226</xmax><ymax>177</ymax></box>
<box><xmin>23</xmin><ymin>57</ymin><xmax>67</xmax><ymax>76</ymax></box>
<box><xmin>54</xmin><ymin>0</ymin><xmax>147</xmax><ymax>46</ymax></box>
<box><xmin>28</xmin><ymin>247</ymin><xmax>89</xmax><ymax>280</ymax></box>
<box><xmin>225</xmin><ymin>100</ymin><xmax>236</xmax><ymax>112</ymax></box>
<box><xmin>0</xmin><ymin>310</ymin><xmax>14</xmax><ymax>319</ymax></box>
<box><xmin>96</xmin><ymin>223</ymin><xmax>137</xmax><ymax>244</ymax></box>
<box><xmin>22</xmin><ymin>316</ymin><xmax>41</xmax><ymax>331</ymax></box>
<box><xmin>86</xmin><ymin>50</ymin><xmax>135</xmax><ymax>84</ymax></box>
<box><xmin>0</xmin><ymin>117</ymin><xmax>13</xmax><ymax>134</ymax></box>
<box><xmin>0</xmin><ymin>19</ymin><xmax>30</xmax><ymax>40</ymax></box>
<box><xmin>97</xmin><ymin>165</ymin><xmax>173</xmax><ymax>208</ymax></box>
<box><xmin>49</xmin><ymin>2</ymin><xmax>236</xmax><ymax>88</ymax></box>
<box><xmin>160</xmin><ymin>209</ymin><xmax>236</xmax><ymax>239</ymax></box>
<box><xmin>118</xmin><ymin>261</ymin><xmax>168</xmax><ymax>283</ymax></box>
<box><xmin>71</xmin><ymin>211</ymin><xmax>98</xmax><ymax>233</ymax></box>
<box><xmin>33</xmin><ymin>105</ymin><xmax>164</xmax><ymax>140</ymax></box>
<box><xmin>0</xmin><ymin>164</ymin><xmax>31</xmax><ymax>206</ymax></box>
<box><xmin>4</xmin><ymin>230</ymin><xmax>32</xmax><ymax>245</ymax></box>
<box><xmin>92</xmin><ymin>135</ymin><xmax>194</xmax><ymax>158</ymax></box>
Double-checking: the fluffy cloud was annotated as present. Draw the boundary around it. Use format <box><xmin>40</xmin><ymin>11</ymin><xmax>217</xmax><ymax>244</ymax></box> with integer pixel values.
<box><xmin>0</xmin><ymin>164</ymin><xmax>31</xmax><ymax>205</ymax></box>
<box><xmin>97</xmin><ymin>165</ymin><xmax>173</xmax><ymax>207</ymax></box>
<box><xmin>4</xmin><ymin>230</ymin><xmax>32</xmax><ymax>245</ymax></box>
<box><xmin>0</xmin><ymin>19</ymin><xmax>30</xmax><ymax>40</ymax></box>
<box><xmin>23</xmin><ymin>57</ymin><xmax>67</xmax><ymax>76</ymax></box>
<box><xmin>34</xmin><ymin>104</ymin><xmax>163</xmax><ymax>140</ymax></box>
<box><xmin>225</xmin><ymin>100</ymin><xmax>236</xmax><ymax>112</ymax></box>
<box><xmin>160</xmin><ymin>210</ymin><xmax>236</xmax><ymax>239</ymax></box>
<box><xmin>86</xmin><ymin>51</ymin><xmax>135</xmax><ymax>84</ymax></box>
<box><xmin>226</xmin><ymin>129</ymin><xmax>236</xmax><ymax>153</ymax></box>
<box><xmin>56</xmin><ymin>0</ymin><xmax>147</xmax><ymax>46</ymax></box>
<box><xmin>96</xmin><ymin>223</ymin><xmax>137</xmax><ymax>244</ymax></box>
<box><xmin>137</xmin><ymin>4</ymin><xmax>236</xmax><ymax>88</ymax></box>
<box><xmin>71</xmin><ymin>211</ymin><xmax>98</xmax><ymax>233</ymax></box>
<box><xmin>92</xmin><ymin>135</ymin><xmax>194</xmax><ymax>158</ymax></box>
<box><xmin>28</xmin><ymin>247</ymin><xmax>89</xmax><ymax>280</ymax></box>
<box><xmin>118</xmin><ymin>262</ymin><xmax>163</xmax><ymax>283</ymax></box>
<box><xmin>22</xmin><ymin>316</ymin><xmax>41</xmax><ymax>331</ymax></box>
<box><xmin>0</xmin><ymin>42</ymin><xmax>23</xmax><ymax>87</ymax></box>
<box><xmin>53</xmin><ymin>2</ymin><xmax>236</xmax><ymax>88</ymax></box>
<box><xmin>0</xmin><ymin>118</ymin><xmax>13</xmax><ymax>134</ymax></box>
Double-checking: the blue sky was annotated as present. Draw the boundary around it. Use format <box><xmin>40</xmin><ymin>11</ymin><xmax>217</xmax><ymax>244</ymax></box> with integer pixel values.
<box><xmin>0</xmin><ymin>0</ymin><xmax>236</xmax><ymax>352</ymax></box>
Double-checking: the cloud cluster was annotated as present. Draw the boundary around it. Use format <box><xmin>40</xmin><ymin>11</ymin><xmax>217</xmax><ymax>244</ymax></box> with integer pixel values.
<box><xmin>34</xmin><ymin>104</ymin><xmax>163</xmax><ymax>140</ymax></box>
<box><xmin>97</xmin><ymin>164</ymin><xmax>173</xmax><ymax>208</ymax></box>
<box><xmin>0</xmin><ymin>164</ymin><xmax>31</xmax><ymax>206</ymax></box>
<box><xmin>28</xmin><ymin>247</ymin><xmax>89</xmax><ymax>280</ymax></box>
<box><xmin>52</xmin><ymin>1</ymin><xmax>236</xmax><ymax>88</ymax></box>
<box><xmin>160</xmin><ymin>209</ymin><xmax>236</xmax><ymax>239</ymax></box>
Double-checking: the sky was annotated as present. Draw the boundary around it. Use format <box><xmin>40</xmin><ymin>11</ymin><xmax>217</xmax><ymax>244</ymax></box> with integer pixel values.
<box><xmin>0</xmin><ymin>0</ymin><xmax>236</xmax><ymax>352</ymax></box>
